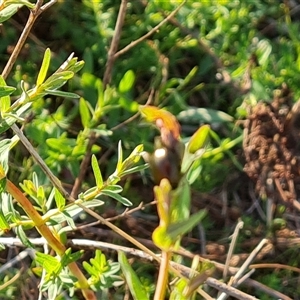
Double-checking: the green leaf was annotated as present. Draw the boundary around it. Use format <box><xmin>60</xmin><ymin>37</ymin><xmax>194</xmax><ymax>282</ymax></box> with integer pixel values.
<box><xmin>82</xmin><ymin>186</ymin><xmax>99</xmax><ymax>200</ymax></box>
<box><xmin>119</xmin><ymin>97</ymin><xmax>139</xmax><ymax>112</ymax></box>
<box><xmin>170</xmin><ymin>177</ymin><xmax>191</xmax><ymax>222</ymax></box>
<box><xmin>6</xmin><ymin>0</ymin><xmax>34</xmax><ymax>8</ymax></box>
<box><xmin>101</xmin><ymin>190</ymin><xmax>132</xmax><ymax>206</ymax></box>
<box><xmin>187</xmin><ymin>124</ymin><xmax>210</xmax><ymax>154</ymax></box>
<box><xmin>0</xmin><ymin>177</ymin><xmax>6</xmax><ymax>193</ymax></box>
<box><xmin>79</xmin><ymin>97</ymin><xmax>91</xmax><ymax>128</ymax></box>
<box><xmin>0</xmin><ymin>137</ymin><xmax>19</xmax><ymax>173</ymax></box>
<box><xmin>0</xmin><ymin>102</ymin><xmax>31</xmax><ymax>134</ymax></box>
<box><xmin>44</xmin><ymin>89</ymin><xmax>80</xmax><ymax>98</ymax></box>
<box><xmin>170</xmin><ymin>278</ymin><xmax>189</xmax><ymax>300</ymax></box>
<box><xmin>0</xmin><ymin>208</ymin><xmax>10</xmax><ymax>232</ymax></box>
<box><xmin>116</xmin><ymin>141</ymin><xmax>123</xmax><ymax>172</ymax></box>
<box><xmin>0</xmin><ymin>75</ymin><xmax>14</xmax><ymax>113</ymax></box>
<box><xmin>15</xmin><ymin>225</ymin><xmax>34</xmax><ymax>248</ymax></box>
<box><xmin>119</xmin><ymin>164</ymin><xmax>148</xmax><ymax>176</ymax></box>
<box><xmin>35</xmin><ymin>252</ymin><xmax>60</xmax><ymax>274</ymax></box>
<box><xmin>177</xmin><ymin>107</ymin><xmax>233</xmax><ymax>124</ymax></box>
<box><xmin>186</xmin><ymin>159</ymin><xmax>202</xmax><ymax>185</ymax></box>
<box><xmin>152</xmin><ymin>226</ymin><xmax>173</xmax><ymax>250</ymax></box>
<box><xmin>91</xmin><ymin>154</ymin><xmax>103</xmax><ymax>189</ymax></box>
<box><xmin>59</xmin><ymin>199</ymin><xmax>104</xmax><ymax>219</ymax></box>
<box><xmin>119</xmin><ymin>70</ymin><xmax>135</xmax><ymax>93</ymax></box>
<box><xmin>36</xmin><ymin>48</ymin><xmax>51</xmax><ymax>86</ymax></box>
<box><xmin>60</xmin><ymin>248</ymin><xmax>83</xmax><ymax>267</ymax></box>
<box><xmin>54</xmin><ymin>188</ymin><xmax>65</xmax><ymax>210</ymax></box>
<box><xmin>118</xmin><ymin>251</ymin><xmax>149</xmax><ymax>300</ymax></box>
<box><xmin>167</xmin><ymin>209</ymin><xmax>207</xmax><ymax>240</ymax></box>
<box><xmin>37</xmin><ymin>185</ymin><xmax>45</xmax><ymax>206</ymax></box>
<box><xmin>46</xmin><ymin>137</ymin><xmax>75</xmax><ymax>153</ymax></box>
<box><xmin>0</xmin><ymin>85</ymin><xmax>15</xmax><ymax>98</ymax></box>
<box><xmin>0</xmin><ymin>4</ymin><xmax>23</xmax><ymax>23</ymax></box>
<box><xmin>101</xmin><ymin>185</ymin><xmax>123</xmax><ymax>193</ymax></box>
<box><xmin>256</xmin><ymin>39</ymin><xmax>272</xmax><ymax>66</ymax></box>
<box><xmin>42</xmin><ymin>71</ymin><xmax>74</xmax><ymax>91</ymax></box>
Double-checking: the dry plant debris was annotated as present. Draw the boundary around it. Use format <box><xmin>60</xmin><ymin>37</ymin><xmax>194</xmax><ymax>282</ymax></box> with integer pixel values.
<box><xmin>243</xmin><ymin>84</ymin><xmax>300</xmax><ymax>212</ymax></box>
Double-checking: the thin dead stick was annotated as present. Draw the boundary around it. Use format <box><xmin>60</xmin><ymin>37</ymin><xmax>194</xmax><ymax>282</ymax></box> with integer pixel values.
<box><xmin>0</xmin><ymin>237</ymin><xmax>156</xmax><ymax>261</ymax></box>
<box><xmin>71</xmin><ymin>131</ymin><xmax>96</xmax><ymax>198</ymax></box>
<box><xmin>236</xmin><ymin>269</ymin><xmax>255</xmax><ymax>286</ymax></box>
<box><xmin>218</xmin><ymin>238</ymin><xmax>268</xmax><ymax>300</ymax></box>
<box><xmin>223</xmin><ymin>220</ymin><xmax>244</xmax><ymax>280</ymax></box>
<box><xmin>0</xmin><ymin>268</ymin><xmax>23</xmax><ymax>291</ymax></box>
<box><xmin>196</xmin><ymin>288</ymin><xmax>215</xmax><ymax>300</ymax></box>
<box><xmin>110</xmin><ymin>88</ymin><xmax>155</xmax><ymax>131</ymax></box>
<box><xmin>244</xmin><ymin>278</ymin><xmax>293</xmax><ymax>300</ymax></box>
<box><xmin>103</xmin><ymin>0</ymin><xmax>128</xmax><ymax>87</ymax></box>
<box><xmin>0</xmin><ymin>248</ymin><xmax>35</xmax><ymax>273</ymax></box>
<box><xmin>250</xmin><ymin>263</ymin><xmax>300</xmax><ymax>273</ymax></box>
<box><xmin>206</xmin><ymin>277</ymin><xmax>258</xmax><ymax>300</ymax></box>
<box><xmin>1</xmin><ymin>0</ymin><xmax>57</xmax><ymax>79</ymax></box>
<box><xmin>114</xmin><ymin>1</ymin><xmax>186</xmax><ymax>59</ymax></box>
<box><xmin>232</xmin><ymin>238</ymin><xmax>268</xmax><ymax>284</ymax></box>
<box><xmin>11</xmin><ymin>123</ymin><xmax>69</xmax><ymax>199</ymax></box>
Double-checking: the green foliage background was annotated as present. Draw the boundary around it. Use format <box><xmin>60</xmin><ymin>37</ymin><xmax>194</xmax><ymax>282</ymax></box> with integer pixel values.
<box><xmin>1</xmin><ymin>0</ymin><xmax>300</xmax><ymax>299</ymax></box>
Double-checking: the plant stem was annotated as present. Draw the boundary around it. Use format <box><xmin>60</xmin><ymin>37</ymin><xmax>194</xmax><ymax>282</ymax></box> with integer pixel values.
<box><xmin>0</xmin><ymin>171</ymin><xmax>96</xmax><ymax>300</ymax></box>
<box><xmin>114</xmin><ymin>1</ymin><xmax>186</xmax><ymax>59</ymax></box>
<box><xmin>154</xmin><ymin>251</ymin><xmax>171</xmax><ymax>300</ymax></box>
<box><xmin>103</xmin><ymin>0</ymin><xmax>128</xmax><ymax>87</ymax></box>
<box><xmin>1</xmin><ymin>0</ymin><xmax>57</xmax><ymax>79</ymax></box>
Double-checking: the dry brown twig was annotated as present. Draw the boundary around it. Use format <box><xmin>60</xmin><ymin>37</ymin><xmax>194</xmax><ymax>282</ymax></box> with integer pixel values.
<box><xmin>72</xmin><ymin>0</ymin><xmax>128</xmax><ymax>198</ymax></box>
<box><xmin>70</xmin><ymin>131</ymin><xmax>96</xmax><ymax>198</ymax></box>
<box><xmin>114</xmin><ymin>1</ymin><xmax>186</xmax><ymax>59</ymax></box>
<box><xmin>0</xmin><ymin>235</ymin><xmax>294</xmax><ymax>299</ymax></box>
<box><xmin>1</xmin><ymin>0</ymin><xmax>57</xmax><ymax>80</ymax></box>
<box><xmin>103</xmin><ymin>0</ymin><xmax>128</xmax><ymax>87</ymax></box>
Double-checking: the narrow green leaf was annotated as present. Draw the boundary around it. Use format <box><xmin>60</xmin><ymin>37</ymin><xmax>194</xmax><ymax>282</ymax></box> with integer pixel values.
<box><xmin>0</xmin><ymin>4</ymin><xmax>23</xmax><ymax>23</ymax></box>
<box><xmin>0</xmin><ymin>143</ymin><xmax>10</xmax><ymax>173</ymax></box>
<box><xmin>83</xmin><ymin>261</ymin><xmax>97</xmax><ymax>276</ymax></box>
<box><xmin>91</xmin><ymin>154</ymin><xmax>103</xmax><ymax>188</ymax></box>
<box><xmin>101</xmin><ymin>190</ymin><xmax>132</xmax><ymax>206</ymax></box>
<box><xmin>120</xmin><ymin>164</ymin><xmax>148</xmax><ymax>176</ymax></box>
<box><xmin>60</xmin><ymin>248</ymin><xmax>83</xmax><ymax>267</ymax></box>
<box><xmin>101</xmin><ymin>185</ymin><xmax>123</xmax><ymax>193</ymax></box>
<box><xmin>0</xmin><ymin>177</ymin><xmax>6</xmax><ymax>193</ymax></box>
<box><xmin>17</xmin><ymin>0</ymin><xmax>35</xmax><ymax>8</ymax></box>
<box><xmin>0</xmin><ymin>75</ymin><xmax>13</xmax><ymax>113</ymax></box>
<box><xmin>37</xmin><ymin>186</ymin><xmax>45</xmax><ymax>206</ymax></box>
<box><xmin>0</xmin><ymin>85</ymin><xmax>15</xmax><ymax>98</ymax></box>
<box><xmin>167</xmin><ymin>209</ymin><xmax>207</xmax><ymax>239</ymax></box>
<box><xmin>46</xmin><ymin>137</ymin><xmax>75</xmax><ymax>152</ymax></box>
<box><xmin>15</xmin><ymin>225</ymin><xmax>34</xmax><ymax>248</ymax></box>
<box><xmin>118</xmin><ymin>251</ymin><xmax>149</xmax><ymax>300</ymax></box>
<box><xmin>60</xmin><ymin>199</ymin><xmax>104</xmax><ymax>219</ymax></box>
<box><xmin>45</xmin><ymin>89</ymin><xmax>80</xmax><ymax>98</ymax></box>
<box><xmin>79</xmin><ymin>97</ymin><xmax>91</xmax><ymax>128</ymax></box>
<box><xmin>35</xmin><ymin>252</ymin><xmax>60</xmax><ymax>273</ymax></box>
<box><xmin>177</xmin><ymin>107</ymin><xmax>233</xmax><ymax>124</ymax></box>
<box><xmin>42</xmin><ymin>71</ymin><xmax>74</xmax><ymax>90</ymax></box>
<box><xmin>36</xmin><ymin>48</ymin><xmax>51</xmax><ymax>86</ymax></box>
<box><xmin>82</xmin><ymin>186</ymin><xmax>99</xmax><ymax>200</ymax></box>
<box><xmin>54</xmin><ymin>188</ymin><xmax>65</xmax><ymax>210</ymax></box>
<box><xmin>116</xmin><ymin>141</ymin><xmax>123</xmax><ymax>172</ymax></box>
<box><xmin>0</xmin><ymin>209</ymin><xmax>10</xmax><ymax>231</ymax></box>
